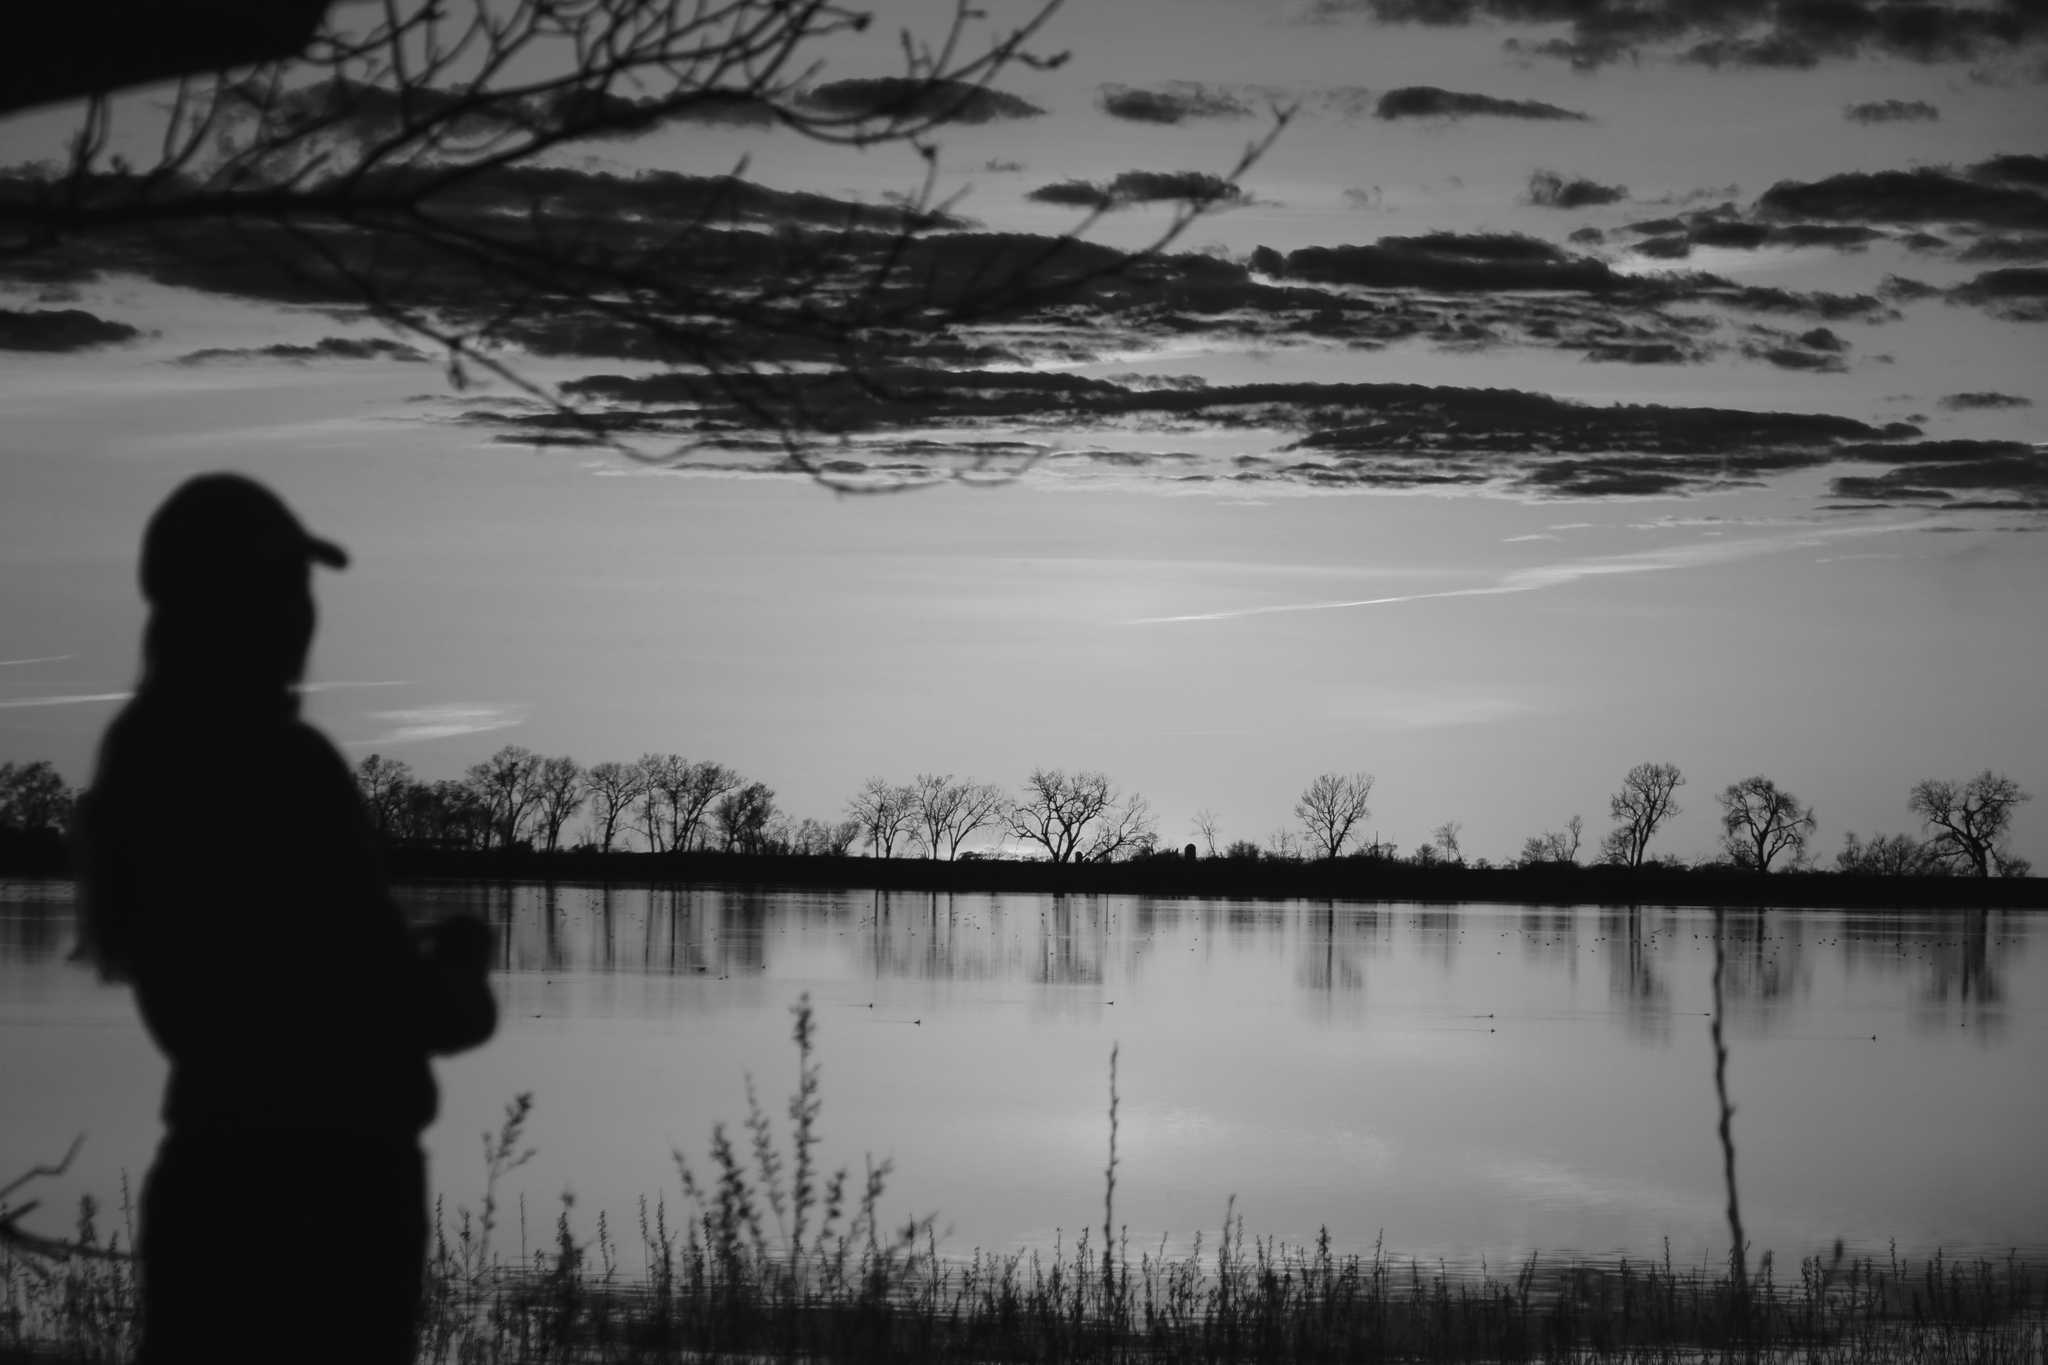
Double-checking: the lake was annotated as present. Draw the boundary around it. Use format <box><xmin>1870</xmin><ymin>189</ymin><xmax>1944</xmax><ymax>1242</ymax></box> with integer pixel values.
<box><xmin>2</xmin><ymin>878</ymin><xmax>2041</xmax><ymax>1275</ymax></box>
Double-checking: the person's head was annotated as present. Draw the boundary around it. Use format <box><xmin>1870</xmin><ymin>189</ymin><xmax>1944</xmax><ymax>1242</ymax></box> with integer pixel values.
<box><xmin>136</xmin><ymin>473</ymin><xmax>349</xmax><ymax>698</ymax></box>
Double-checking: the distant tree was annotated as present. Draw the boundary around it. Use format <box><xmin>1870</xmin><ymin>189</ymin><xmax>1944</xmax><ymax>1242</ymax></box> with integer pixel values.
<box><xmin>632</xmin><ymin>775</ymin><xmax>669</xmax><ymax>853</ymax></box>
<box><xmin>674</xmin><ymin>760</ymin><xmax>742</xmax><ymax>852</ymax></box>
<box><xmin>907</xmin><ymin>773</ymin><xmax>1009</xmax><ymax>860</ymax></box>
<box><xmin>1224</xmin><ymin>839</ymin><xmax>1261</xmax><ymax>861</ymax></box>
<box><xmin>1293</xmin><ymin>771</ymin><xmax>1375</xmax><ymax>860</ymax></box>
<box><xmin>465</xmin><ymin>745</ymin><xmax>544</xmax><ymax>851</ymax></box>
<box><xmin>1717</xmin><ymin>776</ymin><xmax>1816</xmax><ymax>873</ymax></box>
<box><xmin>531</xmin><ymin>756</ymin><xmax>586</xmax><ymax>854</ymax></box>
<box><xmin>1519</xmin><ymin>814</ymin><xmax>1584</xmax><ymax>867</ymax></box>
<box><xmin>1909</xmin><ymin>771</ymin><xmax>2032</xmax><ymax>877</ymax></box>
<box><xmin>1008</xmin><ymin>768</ymin><xmax>1155</xmax><ymax>863</ymax></box>
<box><xmin>1602</xmin><ymin>763</ymin><xmax>1684</xmax><ymax>869</ymax></box>
<box><xmin>408</xmin><ymin>778</ymin><xmax>491</xmax><ymax>849</ymax></box>
<box><xmin>1192</xmin><ymin>808</ymin><xmax>1221</xmax><ymax>858</ymax></box>
<box><xmin>639</xmin><ymin>754</ymin><xmax>741</xmax><ymax>852</ymax></box>
<box><xmin>713</xmin><ymin>781</ymin><xmax>776</xmax><ymax>853</ymax></box>
<box><xmin>351</xmin><ymin>753</ymin><xmax>413</xmax><ymax>837</ymax></box>
<box><xmin>0</xmin><ymin>760</ymin><xmax>74</xmax><ymax>835</ymax></box>
<box><xmin>849</xmin><ymin>776</ymin><xmax>917</xmax><ymax>858</ymax></box>
<box><xmin>1431</xmin><ymin>820</ymin><xmax>1463</xmax><ymax>865</ymax></box>
<box><xmin>1836</xmin><ymin>831</ymin><xmax>1948</xmax><ymax>876</ymax></box>
<box><xmin>583</xmin><ymin>760</ymin><xmax>647</xmax><ymax>854</ymax></box>
<box><xmin>1081</xmin><ymin>792</ymin><xmax>1157</xmax><ymax>862</ymax></box>
<box><xmin>787</xmin><ymin>816</ymin><xmax>858</xmax><ymax>856</ymax></box>
<box><xmin>1264</xmin><ymin>828</ymin><xmax>1301</xmax><ymax>861</ymax></box>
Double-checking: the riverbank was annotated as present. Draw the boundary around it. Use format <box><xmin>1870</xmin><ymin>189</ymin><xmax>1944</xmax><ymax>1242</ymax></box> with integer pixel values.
<box><xmin>370</xmin><ymin>848</ymin><xmax>2048</xmax><ymax>910</ymax></box>
<box><xmin>7</xmin><ymin>843</ymin><xmax>2041</xmax><ymax>908</ymax></box>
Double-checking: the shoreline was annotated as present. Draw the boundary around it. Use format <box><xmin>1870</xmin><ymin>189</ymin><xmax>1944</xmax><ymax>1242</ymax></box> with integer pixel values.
<box><xmin>6</xmin><ymin>847</ymin><xmax>2044</xmax><ymax>909</ymax></box>
<box><xmin>403</xmin><ymin>849</ymin><xmax>2048</xmax><ymax>910</ymax></box>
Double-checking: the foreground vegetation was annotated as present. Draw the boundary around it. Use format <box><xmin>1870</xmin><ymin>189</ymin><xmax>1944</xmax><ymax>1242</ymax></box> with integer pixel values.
<box><xmin>5</xmin><ymin>999</ymin><xmax>2044</xmax><ymax>1364</ymax></box>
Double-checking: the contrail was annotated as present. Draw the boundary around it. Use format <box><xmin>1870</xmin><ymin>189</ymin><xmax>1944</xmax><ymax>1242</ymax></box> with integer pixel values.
<box><xmin>1130</xmin><ymin>521</ymin><xmax>1924</xmax><ymax>625</ymax></box>
<box><xmin>0</xmin><ymin>691</ymin><xmax>131</xmax><ymax>710</ymax></box>
<box><xmin>0</xmin><ymin>654</ymin><xmax>75</xmax><ymax>668</ymax></box>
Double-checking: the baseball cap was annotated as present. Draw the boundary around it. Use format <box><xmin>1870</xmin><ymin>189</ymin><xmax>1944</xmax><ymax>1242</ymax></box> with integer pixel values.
<box><xmin>140</xmin><ymin>473</ymin><xmax>349</xmax><ymax>606</ymax></box>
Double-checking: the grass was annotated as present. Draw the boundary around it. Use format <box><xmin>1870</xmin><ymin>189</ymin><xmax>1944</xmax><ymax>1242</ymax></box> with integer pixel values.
<box><xmin>4</xmin><ymin>994</ymin><xmax>2045</xmax><ymax>1363</ymax></box>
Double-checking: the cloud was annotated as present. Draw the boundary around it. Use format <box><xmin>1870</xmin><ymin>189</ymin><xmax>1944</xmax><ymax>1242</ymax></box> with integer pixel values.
<box><xmin>1326</xmin><ymin>0</ymin><xmax>2048</xmax><ymax>70</ymax></box>
<box><xmin>1527</xmin><ymin>170</ymin><xmax>1626</xmax><ymax>210</ymax></box>
<box><xmin>1829</xmin><ymin>441</ymin><xmax>2048</xmax><ymax>508</ymax></box>
<box><xmin>1027</xmin><ymin>170</ymin><xmax>1248</xmax><ymax>210</ymax></box>
<box><xmin>1026</xmin><ymin>179</ymin><xmax>1115</xmax><ymax>209</ymax></box>
<box><xmin>357</xmin><ymin>703</ymin><xmax>529</xmax><ymax>746</ymax></box>
<box><xmin>1255</xmin><ymin>233</ymin><xmax>1620</xmax><ymax>292</ymax></box>
<box><xmin>557</xmin><ymin>367</ymin><xmax>1979</xmax><ymax>503</ymax></box>
<box><xmin>0</xmin><ymin>307</ymin><xmax>140</xmax><ymax>351</ymax></box>
<box><xmin>1940</xmin><ymin>391</ymin><xmax>2033</xmax><ymax>410</ymax></box>
<box><xmin>1098</xmin><ymin>83</ymin><xmax>1252</xmax><ymax>124</ymax></box>
<box><xmin>178</xmin><ymin>336</ymin><xmax>430</xmax><ymax>365</ymax></box>
<box><xmin>1845</xmin><ymin>99</ymin><xmax>1941</xmax><ymax>124</ymax></box>
<box><xmin>1973</xmin><ymin>154</ymin><xmax>2048</xmax><ymax>188</ymax></box>
<box><xmin>802</xmin><ymin>77</ymin><xmax>1043</xmax><ymax>125</ymax></box>
<box><xmin>1374</xmin><ymin>86</ymin><xmax>1590</xmax><ymax>121</ymax></box>
<box><xmin>1953</xmin><ymin>265</ymin><xmax>2048</xmax><ymax>319</ymax></box>
<box><xmin>1959</xmin><ymin>233</ymin><xmax>2048</xmax><ymax>262</ymax></box>
<box><xmin>1757</xmin><ymin>167</ymin><xmax>2048</xmax><ymax>230</ymax></box>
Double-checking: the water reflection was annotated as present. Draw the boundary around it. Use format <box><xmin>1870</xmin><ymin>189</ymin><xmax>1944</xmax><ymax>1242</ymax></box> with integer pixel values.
<box><xmin>0</xmin><ymin>879</ymin><xmax>2032</xmax><ymax>1037</ymax></box>
<box><xmin>1601</xmin><ymin>907</ymin><xmax>1671</xmax><ymax>1044</ymax></box>
<box><xmin>4</xmin><ymin>878</ymin><xmax>2044</xmax><ymax>1266</ymax></box>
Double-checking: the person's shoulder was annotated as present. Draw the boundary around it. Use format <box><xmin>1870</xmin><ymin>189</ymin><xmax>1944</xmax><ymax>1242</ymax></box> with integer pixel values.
<box><xmin>280</xmin><ymin>718</ymin><xmax>356</xmax><ymax>783</ymax></box>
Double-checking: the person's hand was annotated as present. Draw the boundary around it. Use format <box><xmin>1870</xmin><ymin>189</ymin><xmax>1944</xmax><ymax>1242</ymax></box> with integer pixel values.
<box><xmin>416</xmin><ymin>915</ymin><xmax>494</xmax><ymax>974</ymax></box>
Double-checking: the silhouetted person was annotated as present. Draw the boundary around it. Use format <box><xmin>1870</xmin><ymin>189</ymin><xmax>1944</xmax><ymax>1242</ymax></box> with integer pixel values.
<box><xmin>74</xmin><ymin>473</ymin><xmax>496</xmax><ymax>1365</ymax></box>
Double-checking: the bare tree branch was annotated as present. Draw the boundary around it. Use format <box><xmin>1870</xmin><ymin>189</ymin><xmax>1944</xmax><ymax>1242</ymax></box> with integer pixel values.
<box><xmin>2</xmin><ymin>0</ymin><xmax>1287</xmax><ymax>492</ymax></box>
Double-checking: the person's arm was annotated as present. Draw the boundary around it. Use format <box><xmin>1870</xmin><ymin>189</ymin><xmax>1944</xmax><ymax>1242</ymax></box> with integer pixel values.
<box><xmin>409</xmin><ymin>916</ymin><xmax>498</xmax><ymax>1055</ymax></box>
<box><xmin>300</xmin><ymin>728</ymin><xmax>498</xmax><ymax>1056</ymax></box>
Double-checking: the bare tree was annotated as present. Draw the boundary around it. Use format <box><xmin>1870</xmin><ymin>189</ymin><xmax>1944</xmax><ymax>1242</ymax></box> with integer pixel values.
<box><xmin>1431</xmin><ymin>820</ymin><xmax>1463</xmax><ymax>865</ymax></box>
<box><xmin>1079</xmin><ymin>792</ymin><xmax>1157</xmax><ymax>862</ymax></box>
<box><xmin>1717</xmin><ymin>776</ymin><xmax>1816</xmax><ymax>873</ymax></box>
<box><xmin>1519</xmin><ymin>814</ymin><xmax>1584</xmax><ymax>867</ymax></box>
<box><xmin>1008</xmin><ymin>768</ymin><xmax>1153</xmax><ymax>863</ymax></box>
<box><xmin>1603</xmin><ymin>763</ymin><xmax>1685</xmax><ymax>869</ymax></box>
<box><xmin>4</xmin><ymin>0</ymin><xmax>1282</xmax><ymax>486</ymax></box>
<box><xmin>848</xmin><ymin>776</ymin><xmax>917</xmax><ymax>858</ymax></box>
<box><xmin>639</xmin><ymin>754</ymin><xmax>740</xmax><ymax>851</ymax></box>
<box><xmin>906</xmin><ymin>773</ymin><xmax>1009</xmax><ymax>860</ymax></box>
<box><xmin>531</xmin><ymin>755</ymin><xmax>586</xmax><ymax>854</ymax></box>
<box><xmin>1836</xmin><ymin>831</ymin><xmax>1948</xmax><ymax>876</ymax></box>
<box><xmin>465</xmin><ymin>744</ymin><xmax>544</xmax><ymax>850</ymax></box>
<box><xmin>673</xmin><ymin>760</ymin><xmax>743</xmax><ymax>852</ymax></box>
<box><xmin>787</xmin><ymin>816</ymin><xmax>858</xmax><ymax>856</ymax></box>
<box><xmin>1909</xmin><ymin>771</ymin><xmax>2032</xmax><ymax>877</ymax></box>
<box><xmin>350</xmin><ymin>753</ymin><xmax>414</xmax><ymax>837</ymax></box>
<box><xmin>1294</xmin><ymin>772</ymin><xmax>1375</xmax><ymax>861</ymax></box>
<box><xmin>713</xmin><ymin>781</ymin><xmax>776</xmax><ymax>853</ymax></box>
<box><xmin>1192</xmin><ymin>808</ymin><xmax>1221</xmax><ymax>858</ymax></box>
<box><xmin>583</xmin><ymin>760</ymin><xmax>647</xmax><ymax>853</ymax></box>
<box><xmin>635</xmin><ymin>753</ymin><xmax>684</xmax><ymax>849</ymax></box>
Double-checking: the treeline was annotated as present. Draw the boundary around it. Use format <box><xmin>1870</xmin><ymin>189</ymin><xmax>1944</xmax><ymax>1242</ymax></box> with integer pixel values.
<box><xmin>348</xmin><ymin>751</ymin><xmax>1157</xmax><ymax>865</ymax></box>
<box><xmin>0</xmin><ymin>751</ymin><xmax>2033</xmax><ymax>885</ymax></box>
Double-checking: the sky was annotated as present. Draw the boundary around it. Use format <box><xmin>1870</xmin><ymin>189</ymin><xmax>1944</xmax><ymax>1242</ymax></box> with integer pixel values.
<box><xmin>1</xmin><ymin>0</ymin><xmax>2044</xmax><ymax>866</ymax></box>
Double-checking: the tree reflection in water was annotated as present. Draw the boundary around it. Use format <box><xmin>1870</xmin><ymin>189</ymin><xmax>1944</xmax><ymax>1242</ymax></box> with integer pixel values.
<box><xmin>1601</xmin><ymin>906</ymin><xmax>1671</xmax><ymax>1044</ymax></box>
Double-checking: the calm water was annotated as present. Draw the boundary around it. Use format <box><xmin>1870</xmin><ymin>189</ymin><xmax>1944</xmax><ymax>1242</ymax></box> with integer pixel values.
<box><xmin>3</xmin><ymin>878</ymin><xmax>2042</xmax><ymax>1272</ymax></box>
